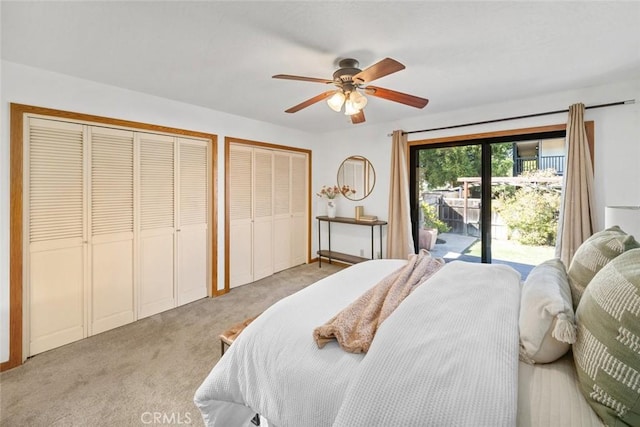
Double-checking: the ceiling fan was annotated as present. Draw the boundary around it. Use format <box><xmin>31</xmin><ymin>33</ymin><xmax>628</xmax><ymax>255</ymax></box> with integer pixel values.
<box><xmin>272</xmin><ymin>57</ymin><xmax>429</xmax><ymax>124</ymax></box>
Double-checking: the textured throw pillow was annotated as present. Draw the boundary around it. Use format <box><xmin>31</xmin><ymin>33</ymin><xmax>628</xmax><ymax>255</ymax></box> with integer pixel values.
<box><xmin>519</xmin><ymin>258</ymin><xmax>576</xmax><ymax>364</ymax></box>
<box><xmin>567</xmin><ymin>226</ymin><xmax>640</xmax><ymax>308</ymax></box>
<box><xmin>573</xmin><ymin>248</ymin><xmax>640</xmax><ymax>426</ymax></box>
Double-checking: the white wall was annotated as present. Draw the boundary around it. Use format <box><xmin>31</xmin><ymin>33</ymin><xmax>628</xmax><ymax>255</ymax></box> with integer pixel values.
<box><xmin>0</xmin><ymin>61</ymin><xmax>321</xmax><ymax>363</ymax></box>
<box><xmin>539</xmin><ymin>139</ymin><xmax>565</xmax><ymax>158</ymax></box>
<box><xmin>0</xmin><ymin>5</ymin><xmax>5</xmax><ymax>366</ymax></box>
<box><xmin>313</xmin><ymin>78</ymin><xmax>640</xmax><ymax>259</ymax></box>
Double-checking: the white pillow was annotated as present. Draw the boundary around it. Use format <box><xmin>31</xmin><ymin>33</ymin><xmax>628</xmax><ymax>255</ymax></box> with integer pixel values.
<box><xmin>519</xmin><ymin>258</ymin><xmax>576</xmax><ymax>364</ymax></box>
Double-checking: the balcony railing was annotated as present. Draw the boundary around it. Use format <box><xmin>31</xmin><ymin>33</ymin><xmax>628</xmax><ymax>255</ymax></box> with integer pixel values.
<box><xmin>514</xmin><ymin>155</ymin><xmax>564</xmax><ymax>176</ymax></box>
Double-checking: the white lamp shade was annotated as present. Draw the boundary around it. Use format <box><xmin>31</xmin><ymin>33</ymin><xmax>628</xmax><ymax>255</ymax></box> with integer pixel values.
<box><xmin>350</xmin><ymin>90</ymin><xmax>368</xmax><ymax>110</ymax></box>
<box><xmin>343</xmin><ymin>98</ymin><xmax>359</xmax><ymax>116</ymax></box>
<box><xmin>605</xmin><ymin>206</ymin><xmax>640</xmax><ymax>240</ymax></box>
<box><xmin>327</xmin><ymin>91</ymin><xmax>345</xmax><ymax>112</ymax></box>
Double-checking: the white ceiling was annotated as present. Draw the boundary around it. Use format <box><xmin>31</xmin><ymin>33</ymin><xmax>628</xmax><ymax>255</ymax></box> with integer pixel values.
<box><xmin>2</xmin><ymin>1</ymin><xmax>639</xmax><ymax>133</ymax></box>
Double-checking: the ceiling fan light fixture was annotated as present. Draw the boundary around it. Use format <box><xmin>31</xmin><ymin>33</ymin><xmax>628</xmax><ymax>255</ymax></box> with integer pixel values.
<box><xmin>344</xmin><ymin>97</ymin><xmax>360</xmax><ymax>116</ymax></box>
<box><xmin>350</xmin><ymin>90</ymin><xmax>368</xmax><ymax>110</ymax></box>
<box><xmin>327</xmin><ymin>91</ymin><xmax>346</xmax><ymax>112</ymax></box>
<box><xmin>274</xmin><ymin>57</ymin><xmax>428</xmax><ymax>124</ymax></box>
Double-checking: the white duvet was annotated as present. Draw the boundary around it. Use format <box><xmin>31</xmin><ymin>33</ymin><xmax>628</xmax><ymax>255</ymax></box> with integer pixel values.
<box><xmin>194</xmin><ymin>259</ymin><xmax>521</xmax><ymax>427</ymax></box>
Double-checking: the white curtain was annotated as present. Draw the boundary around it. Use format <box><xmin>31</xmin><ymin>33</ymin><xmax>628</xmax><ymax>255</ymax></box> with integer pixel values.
<box><xmin>555</xmin><ymin>103</ymin><xmax>596</xmax><ymax>266</ymax></box>
<box><xmin>387</xmin><ymin>130</ymin><xmax>415</xmax><ymax>259</ymax></box>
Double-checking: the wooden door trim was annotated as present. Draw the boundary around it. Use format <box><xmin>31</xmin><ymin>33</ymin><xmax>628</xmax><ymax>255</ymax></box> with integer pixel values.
<box><xmin>407</xmin><ymin>121</ymin><xmax>594</xmax><ymax>167</ymax></box>
<box><xmin>223</xmin><ymin>137</ymin><xmax>312</xmax><ymax>295</ymax></box>
<box><xmin>3</xmin><ymin>103</ymin><xmax>218</xmax><ymax>371</ymax></box>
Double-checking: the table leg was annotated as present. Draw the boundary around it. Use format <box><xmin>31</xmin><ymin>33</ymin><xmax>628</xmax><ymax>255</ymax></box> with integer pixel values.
<box><xmin>318</xmin><ymin>218</ymin><xmax>322</xmax><ymax>268</ymax></box>
<box><xmin>371</xmin><ymin>226</ymin><xmax>374</xmax><ymax>259</ymax></box>
<box><xmin>328</xmin><ymin>221</ymin><xmax>332</xmax><ymax>264</ymax></box>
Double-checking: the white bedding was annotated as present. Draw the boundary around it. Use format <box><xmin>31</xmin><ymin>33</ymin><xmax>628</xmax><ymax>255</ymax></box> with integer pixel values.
<box><xmin>333</xmin><ymin>261</ymin><xmax>521</xmax><ymax>427</ymax></box>
<box><xmin>194</xmin><ymin>259</ymin><xmax>406</xmax><ymax>426</ymax></box>
<box><xmin>194</xmin><ymin>259</ymin><xmax>522</xmax><ymax>426</ymax></box>
<box><xmin>517</xmin><ymin>353</ymin><xmax>603</xmax><ymax>427</ymax></box>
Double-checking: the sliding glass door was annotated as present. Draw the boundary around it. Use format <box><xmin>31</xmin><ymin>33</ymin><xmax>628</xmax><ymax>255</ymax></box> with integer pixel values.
<box><xmin>412</xmin><ymin>143</ymin><xmax>484</xmax><ymax>263</ymax></box>
<box><xmin>409</xmin><ymin>131</ymin><xmax>565</xmax><ymax>277</ymax></box>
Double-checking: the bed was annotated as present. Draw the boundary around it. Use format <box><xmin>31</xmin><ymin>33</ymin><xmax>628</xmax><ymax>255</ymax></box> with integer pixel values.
<box><xmin>196</xmin><ymin>227</ymin><xmax>640</xmax><ymax>426</ymax></box>
<box><xmin>517</xmin><ymin>353</ymin><xmax>602</xmax><ymax>427</ymax></box>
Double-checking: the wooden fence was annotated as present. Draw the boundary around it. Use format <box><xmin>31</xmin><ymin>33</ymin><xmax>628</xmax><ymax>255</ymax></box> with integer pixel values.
<box><xmin>434</xmin><ymin>198</ymin><xmax>508</xmax><ymax>239</ymax></box>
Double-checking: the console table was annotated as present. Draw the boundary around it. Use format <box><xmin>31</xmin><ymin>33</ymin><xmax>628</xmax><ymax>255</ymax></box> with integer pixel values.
<box><xmin>316</xmin><ymin>216</ymin><xmax>387</xmax><ymax>267</ymax></box>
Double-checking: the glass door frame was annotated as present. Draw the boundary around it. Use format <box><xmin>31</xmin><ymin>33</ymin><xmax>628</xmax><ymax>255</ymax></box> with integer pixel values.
<box><xmin>408</xmin><ymin>128</ymin><xmax>567</xmax><ymax>264</ymax></box>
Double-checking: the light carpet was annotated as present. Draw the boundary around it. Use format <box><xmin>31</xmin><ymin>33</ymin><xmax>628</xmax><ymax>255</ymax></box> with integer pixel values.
<box><xmin>0</xmin><ymin>262</ymin><xmax>342</xmax><ymax>426</ymax></box>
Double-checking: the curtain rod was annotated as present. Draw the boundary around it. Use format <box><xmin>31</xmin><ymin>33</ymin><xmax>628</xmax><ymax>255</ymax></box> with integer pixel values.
<box><xmin>394</xmin><ymin>99</ymin><xmax>635</xmax><ymax>136</ymax></box>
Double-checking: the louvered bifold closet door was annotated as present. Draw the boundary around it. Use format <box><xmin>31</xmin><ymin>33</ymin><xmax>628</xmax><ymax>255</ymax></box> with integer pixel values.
<box><xmin>138</xmin><ymin>133</ymin><xmax>176</xmax><ymax>318</ymax></box>
<box><xmin>291</xmin><ymin>153</ymin><xmax>308</xmax><ymax>266</ymax></box>
<box><xmin>176</xmin><ymin>138</ymin><xmax>209</xmax><ymax>305</ymax></box>
<box><xmin>273</xmin><ymin>152</ymin><xmax>292</xmax><ymax>272</ymax></box>
<box><xmin>89</xmin><ymin>127</ymin><xmax>135</xmax><ymax>334</ymax></box>
<box><xmin>253</xmin><ymin>149</ymin><xmax>274</xmax><ymax>281</ymax></box>
<box><xmin>229</xmin><ymin>144</ymin><xmax>253</xmax><ymax>288</ymax></box>
<box><xmin>28</xmin><ymin>118</ymin><xmax>86</xmax><ymax>356</ymax></box>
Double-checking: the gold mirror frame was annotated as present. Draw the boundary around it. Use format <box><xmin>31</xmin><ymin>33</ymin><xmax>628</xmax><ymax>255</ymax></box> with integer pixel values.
<box><xmin>337</xmin><ymin>155</ymin><xmax>376</xmax><ymax>201</ymax></box>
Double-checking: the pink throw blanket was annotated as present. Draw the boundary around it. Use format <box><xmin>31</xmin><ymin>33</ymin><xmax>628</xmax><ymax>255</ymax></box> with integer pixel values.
<box><xmin>313</xmin><ymin>250</ymin><xmax>444</xmax><ymax>353</ymax></box>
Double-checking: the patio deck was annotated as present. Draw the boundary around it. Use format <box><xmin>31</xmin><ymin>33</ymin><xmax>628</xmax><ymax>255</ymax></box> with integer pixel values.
<box><xmin>428</xmin><ymin>232</ymin><xmax>535</xmax><ymax>279</ymax></box>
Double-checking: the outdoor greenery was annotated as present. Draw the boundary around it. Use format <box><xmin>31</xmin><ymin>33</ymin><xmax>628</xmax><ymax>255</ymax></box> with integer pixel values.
<box><xmin>421</xmin><ymin>202</ymin><xmax>450</xmax><ymax>233</ymax></box>
<box><xmin>466</xmin><ymin>238</ymin><xmax>555</xmax><ymax>266</ymax></box>
<box><xmin>495</xmin><ymin>184</ymin><xmax>561</xmax><ymax>246</ymax></box>
<box><xmin>418</xmin><ymin>143</ymin><xmax>562</xmax><ymax>247</ymax></box>
<box><xmin>418</xmin><ymin>144</ymin><xmax>513</xmax><ymax>189</ymax></box>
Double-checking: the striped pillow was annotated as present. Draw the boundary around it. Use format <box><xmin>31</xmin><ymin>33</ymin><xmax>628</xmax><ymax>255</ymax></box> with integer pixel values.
<box><xmin>573</xmin><ymin>248</ymin><xmax>640</xmax><ymax>426</ymax></box>
<box><xmin>567</xmin><ymin>226</ymin><xmax>639</xmax><ymax>308</ymax></box>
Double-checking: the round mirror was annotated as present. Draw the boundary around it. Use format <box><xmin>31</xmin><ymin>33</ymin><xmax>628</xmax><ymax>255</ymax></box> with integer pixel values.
<box><xmin>337</xmin><ymin>155</ymin><xmax>376</xmax><ymax>201</ymax></box>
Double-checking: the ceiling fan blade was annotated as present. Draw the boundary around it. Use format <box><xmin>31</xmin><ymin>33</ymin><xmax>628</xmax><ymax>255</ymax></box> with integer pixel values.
<box><xmin>273</xmin><ymin>74</ymin><xmax>334</xmax><ymax>84</ymax></box>
<box><xmin>352</xmin><ymin>58</ymin><xmax>405</xmax><ymax>84</ymax></box>
<box><xmin>351</xmin><ymin>110</ymin><xmax>365</xmax><ymax>124</ymax></box>
<box><xmin>364</xmin><ymin>86</ymin><xmax>429</xmax><ymax>109</ymax></box>
<box><xmin>285</xmin><ymin>90</ymin><xmax>336</xmax><ymax>113</ymax></box>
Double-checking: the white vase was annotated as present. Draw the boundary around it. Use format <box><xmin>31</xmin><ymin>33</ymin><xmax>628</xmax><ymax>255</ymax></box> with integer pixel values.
<box><xmin>327</xmin><ymin>199</ymin><xmax>337</xmax><ymax>218</ymax></box>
